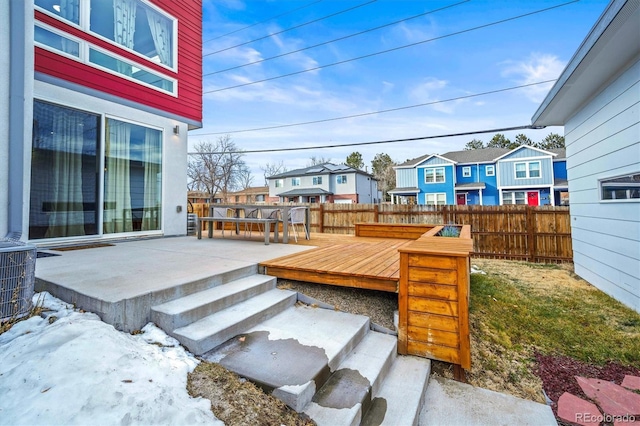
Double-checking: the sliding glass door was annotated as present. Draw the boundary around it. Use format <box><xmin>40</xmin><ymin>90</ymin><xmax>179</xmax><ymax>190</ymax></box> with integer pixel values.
<box><xmin>103</xmin><ymin>118</ymin><xmax>162</xmax><ymax>234</ymax></box>
<box><xmin>30</xmin><ymin>101</ymin><xmax>163</xmax><ymax>240</ymax></box>
<box><xmin>30</xmin><ymin>101</ymin><xmax>100</xmax><ymax>239</ymax></box>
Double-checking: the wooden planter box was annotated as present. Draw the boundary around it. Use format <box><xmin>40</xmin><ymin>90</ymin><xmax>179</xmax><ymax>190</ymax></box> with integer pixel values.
<box><xmin>397</xmin><ymin>224</ymin><xmax>473</xmax><ymax>370</ymax></box>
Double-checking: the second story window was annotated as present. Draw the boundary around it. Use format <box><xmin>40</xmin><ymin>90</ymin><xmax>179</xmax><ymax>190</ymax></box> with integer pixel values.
<box><xmin>337</xmin><ymin>175</ymin><xmax>347</xmax><ymax>184</ymax></box>
<box><xmin>313</xmin><ymin>176</ymin><xmax>323</xmax><ymax>185</ymax></box>
<box><xmin>275</xmin><ymin>179</ymin><xmax>283</xmax><ymax>188</ymax></box>
<box><xmin>36</xmin><ymin>0</ymin><xmax>176</xmax><ymax>70</ymax></box>
<box><xmin>486</xmin><ymin>165</ymin><xmax>495</xmax><ymax>176</ymax></box>
<box><xmin>515</xmin><ymin>161</ymin><xmax>541</xmax><ymax>179</ymax></box>
<box><xmin>291</xmin><ymin>178</ymin><xmax>301</xmax><ymax>186</ymax></box>
<box><xmin>425</xmin><ymin>167</ymin><xmax>445</xmax><ymax>183</ymax></box>
<box><xmin>462</xmin><ymin>166</ymin><xmax>471</xmax><ymax>178</ymax></box>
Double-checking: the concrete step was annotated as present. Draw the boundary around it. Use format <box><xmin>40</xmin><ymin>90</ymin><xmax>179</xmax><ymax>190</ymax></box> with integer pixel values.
<box><xmin>151</xmin><ymin>274</ymin><xmax>277</xmax><ymax>331</ymax></box>
<box><xmin>204</xmin><ymin>304</ymin><xmax>371</xmax><ymax>412</ymax></box>
<box><xmin>361</xmin><ymin>356</ymin><xmax>431</xmax><ymax>426</ymax></box>
<box><xmin>303</xmin><ymin>331</ymin><xmax>398</xmax><ymax>426</ymax></box>
<box><xmin>173</xmin><ymin>288</ymin><xmax>297</xmax><ymax>355</ymax></box>
<box><xmin>149</xmin><ymin>263</ymin><xmax>258</xmax><ymax>306</ymax></box>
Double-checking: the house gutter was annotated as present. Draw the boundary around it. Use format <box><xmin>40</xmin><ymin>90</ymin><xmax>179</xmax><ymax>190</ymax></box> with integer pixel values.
<box><xmin>6</xmin><ymin>0</ymin><xmax>26</xmax><ymax>240</ymax></box>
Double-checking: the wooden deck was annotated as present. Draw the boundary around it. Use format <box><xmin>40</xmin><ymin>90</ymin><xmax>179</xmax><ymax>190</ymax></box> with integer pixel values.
<box><xmin>260</xmin><ymin>233</ymin><xmax>414</xmax><ymax>292</ymax></box>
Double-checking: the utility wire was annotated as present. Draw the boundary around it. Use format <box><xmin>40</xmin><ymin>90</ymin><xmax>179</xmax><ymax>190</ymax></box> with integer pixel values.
<box><xmin>203</xmin><ymin>0</ymin><xmax>325</xmax><ymax>44</ymax></box>
<box><xmin>204</xmin><ymin>0</ymin><xmax>377</xmax><ymax>57</ymax></box>
<box><xmin>204</xmin><ymin>0</ymin><xmax>578</xmax><ymax>94</ymax></box>
<box><xmin>205</xmin><ymin>0</ymin><xmax>469</xmax><ymax>76</ymax></box>
<box><xmin>191</xmin><ymin>79</ymin><xmax>557</xmax><ymax>137</ymax></box>
<box><xmin>188</xmin><ymin>124</ymin><xmax>546</xmax><ymax>155</ymax></box>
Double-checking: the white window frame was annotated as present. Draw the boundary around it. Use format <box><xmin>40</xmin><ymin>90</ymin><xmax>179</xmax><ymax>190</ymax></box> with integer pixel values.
<box><xmin>313</xmin><ymin>176</ymin><xmax>323</xmax><ymax>185</ymax></box>
<box><xmin>486</xmin><ymin>165</ymin><xmax>495</xmax><ymax>176</ymax></box>
<box><xmin>425</xmin><ymin>167</ymin><xmax>445</xmax><ymax>184</ymax></box>
<box><xmin>33</xmin><ymin>23</ymin><xmax>177</xmax><ymax>96</ymax></box>
<box><xmin>462</xmin><ymin>166</ymin><xmax>471</xmax><ymax>178</ymax></box>
<box><xmin>503</xmin><ymin>191</ymin><xmax>527</xmax><ymax>205</ymax></box>
<box><xmin>425</xmin><ymin>193</ymin><xmax>446</xmax><ymax>205</ymax></box>
<box><xmin>36</xmin><ymin>0</ymin><xmax>178</xmax><ymax>72</ymax></box>
<box><xmin>514</xmin><ymin>161</ymin><xmax>541</xmax><ymax>179</ymax></box>
<box><xmin>275</xmin><ymin>179</ymin><xmax>283</xmax><ymax>188</ymax></box>
<box><xmin>599</xmin><ymin>172</ymin><xmax>640</xmax><ymax>202</ymax></box>
<box><xmin>337</xmin><ymin>175</ymin><xmax>347</xmax><ymax>184</ymax></box>
<box><xmin>291</xmin><ymin>177</ymin><xmax>301</xmax><ymax>187</ymax></box>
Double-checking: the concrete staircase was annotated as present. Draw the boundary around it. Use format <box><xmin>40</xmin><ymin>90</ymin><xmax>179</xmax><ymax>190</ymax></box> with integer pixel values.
<box><xmin>150</xmin><ymin>266</ymin><xmax>431</xmax><ymax>426</ymax></box>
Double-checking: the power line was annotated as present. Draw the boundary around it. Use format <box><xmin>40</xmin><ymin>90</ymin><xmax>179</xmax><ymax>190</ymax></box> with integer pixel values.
<box><xmin>188</xmin><ymin>124</ymin><xmax>546</xmax><ymax>155</ymax></box>
<box><xmin>204</xmin><ymin>0</ymin><xmax>377</xmax><ymax>57</ymax></box>
<box><xmin>203</xmin><ymin>0</ymin><xmax>325</xmax><ymax>44</ymax></box>
<box><xmin>191</xmin><ymin>79</ymin><xmax>557</xmax><ymax>137</ymax></box>
<box><xmin>204</xmin><ymin>0</ymin><xmax>578</xmax><ymax>94</ymax></box>
<box><xmin>205</xmin><ymin>0</ymin><xmax>469</xmax><ymax>76</ymax></box>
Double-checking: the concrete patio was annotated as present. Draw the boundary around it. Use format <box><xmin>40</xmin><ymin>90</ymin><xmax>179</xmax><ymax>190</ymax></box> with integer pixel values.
<box><xmin>34</xmin><ymin>236</ymin><xmax>313</xmax><ymax>332</ymax></box>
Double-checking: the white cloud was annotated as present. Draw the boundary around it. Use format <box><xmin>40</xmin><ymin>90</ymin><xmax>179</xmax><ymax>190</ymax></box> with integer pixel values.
<box><xmin>501</xmin><ymin>53</ymin><xmax>565</xmax><ymax>103</ymax></box>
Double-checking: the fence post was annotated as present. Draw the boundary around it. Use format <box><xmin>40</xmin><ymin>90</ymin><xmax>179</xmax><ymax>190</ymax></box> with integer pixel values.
<box><xmin>374</xmin><ymin>204</ymin><xmax>379</xmax><ymax>223</ymax></box>
<box><xmin>526</xmin><ymin>206</ymin><xmax>536</xmax><ymax>262</ymax></box>
<box><xmin>318</xmin><ymin>203</ymin><xmax>324</xmax><ymax>233</ymax></box>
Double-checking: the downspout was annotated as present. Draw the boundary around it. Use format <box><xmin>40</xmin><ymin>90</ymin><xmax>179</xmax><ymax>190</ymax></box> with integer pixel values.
<box><xmin>6</xmin><ymin>0</ymin><xmax>27</xmax><ymax>240</ymax></box>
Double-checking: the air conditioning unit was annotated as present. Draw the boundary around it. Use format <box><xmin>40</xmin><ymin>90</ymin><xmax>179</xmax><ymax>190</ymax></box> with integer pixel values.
<box><xmin>0</xmin><ymin>239</ymin><xmax>37</xmax><ymax>321</ymax></box>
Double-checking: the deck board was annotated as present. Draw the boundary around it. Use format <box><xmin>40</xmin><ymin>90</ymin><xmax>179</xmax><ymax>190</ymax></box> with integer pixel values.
<box><xmin>260</xmin><ymin>233</ymin><xmax>413</xmax><ymax>292</ymax></box>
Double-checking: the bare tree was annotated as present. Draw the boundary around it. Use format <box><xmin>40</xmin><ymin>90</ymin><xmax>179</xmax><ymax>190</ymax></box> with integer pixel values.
<box><xmin>237</xmin><ymin>164</ymin><xmax>254</xmax><ymax>190</ymax></box>
<box><xmin>187</xmin><ymin>135</ymin><xmax>247</xmax><ymax>201</ymax></box>
<box><xmin>307</xmin><ymin>156</ymin><xmax>331</xmax><ymax>167</ymax></box>
<box><xmin>371</xmin><ymin>153</ymin><xmax>397</xmax><ymax>202</ymax></box>
<box><xmin>261</xmin><ymin>161</ymin><xmax>288</xmax><ymax>185</ymax></box>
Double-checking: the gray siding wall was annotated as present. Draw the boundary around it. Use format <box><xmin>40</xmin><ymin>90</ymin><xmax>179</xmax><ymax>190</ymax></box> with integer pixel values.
<box><xmin>355</xmin><ymin>173</ymin><xmax>377</xmax><ymax>203</ymax></box>
<box><xmin>396</xmin><ymin>168</ymin><xmax>417</xmax><ymax>188</ymax></box>
<box><xmin>565</xmin><ymin>59</ymin><xmax>640</xmax><ymax>312</ymax></box>
<box><xmin>0</xmin><ymin>1</ymin><xmax>9</xmax><ymax>237</ymax></box>
<box><xmin>497</xmin><ymin>157</ymin><xmax>554</xmax><ymax>187</ymax></box>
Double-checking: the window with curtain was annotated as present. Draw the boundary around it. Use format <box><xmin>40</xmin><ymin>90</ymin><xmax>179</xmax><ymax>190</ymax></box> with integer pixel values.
<box><xmin>104</xmin><ymin>118</ymin><xmax>162</xmax><ymax>234</ymax></box>
<box><xmin>35</xmin><ymin>0</ymin><xmax>80</xmax><ymax>25</ymax></box>
<box><xmin>90</xmin><ymin>0</ymin><xmax>175</xmax><ymax>68</ymax></box>
<box><xmin>29</xmin><ymin>101</ymin><xmax>100</xmax><ymax>239</ymax></box>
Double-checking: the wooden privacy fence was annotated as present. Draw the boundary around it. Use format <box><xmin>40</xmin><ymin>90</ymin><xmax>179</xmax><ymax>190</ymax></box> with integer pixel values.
<box><xmin>191</xmin><ymin>203</ymin><xmax>572</xmax><ymax>263</ymax></box>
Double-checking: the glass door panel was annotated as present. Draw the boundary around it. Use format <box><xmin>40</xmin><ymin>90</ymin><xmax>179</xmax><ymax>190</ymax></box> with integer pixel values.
<box><xmin>29</xmin><ymin>101</ymin><xmax>100</xmax><ymax>239</ymax></box>
<box><xmin>103</xmin><ymin>118</ymin><xmax>162</xmax><ymax>234</ymax></box>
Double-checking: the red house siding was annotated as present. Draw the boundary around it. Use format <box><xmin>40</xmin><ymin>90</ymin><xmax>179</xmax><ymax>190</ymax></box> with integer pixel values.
<box><xmin>34</xmin><ymin>0</ymin><xmax>202</xmax><ymax>125</ymax></box>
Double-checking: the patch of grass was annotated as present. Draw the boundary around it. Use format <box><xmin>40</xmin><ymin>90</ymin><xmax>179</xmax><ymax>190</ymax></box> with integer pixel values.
<box><xmin>470</xmin><ymin>262</ymin><xmax>640</xmax><ymax>367</ymax></box>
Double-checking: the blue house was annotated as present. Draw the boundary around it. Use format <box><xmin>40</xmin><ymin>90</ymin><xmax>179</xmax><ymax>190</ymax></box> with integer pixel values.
<box><xmin>389</xmin><ymin>147</ymin><xmax>567</xmax><ymax>206</ymax></box>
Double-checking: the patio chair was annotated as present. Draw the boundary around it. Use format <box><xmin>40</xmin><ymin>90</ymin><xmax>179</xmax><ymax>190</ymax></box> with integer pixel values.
<box><xmin>243</xmin><ymin>208</ymin><xmax>260</xmax><ymax>237</ymax></box>
<box><xmin>211</xmin><ymin>207</ymin><xmax>234</xmax><ymax>236</ymax></box>
<box><xmin>287</xmin><ymin>207</ymin><xmax>309</xmax><ymax>242</ymax></box>
<box><xmin>260</xmin><ymin>208</ymin><xmax>281</xmax><ymax>238</ymax></box>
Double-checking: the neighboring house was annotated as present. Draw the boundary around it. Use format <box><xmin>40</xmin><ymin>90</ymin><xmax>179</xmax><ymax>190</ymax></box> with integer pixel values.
<box><xmin>226</xmin><ymin>187</ymin><xmax>270</xmax><ymax>204</ymax></box>
<box><xmin>389</xmin><ymin>147</ymin><xmax>567</xmax><ymax>206</ymax></box>
<box><xmin>1</xmin><ymin>0</ymin><xmax>202</xmax><ymax>242</ymax></box>
<box><xmin>267</xmin><ymin>163</ymin><xmax>380</xmax><ymax>204</ymax></box>
<box><xmin>187</xmin><ymin>191</ymin><xmax>212</xmax><ymax>204</ymax></box>
<box><xmin>532</xmin><ymin>0</ymin><xmax>639</xmax><ymax>312</ymax></box>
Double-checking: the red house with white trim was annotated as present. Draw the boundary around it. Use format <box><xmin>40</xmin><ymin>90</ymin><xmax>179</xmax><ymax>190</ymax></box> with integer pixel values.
<box><xmin>1</xmin><ymin>0</ymin><xmax>202</xmax><ymax>243</ymax></box>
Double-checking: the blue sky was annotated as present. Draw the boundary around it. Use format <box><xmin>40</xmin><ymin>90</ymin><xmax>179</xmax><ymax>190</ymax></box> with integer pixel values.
<box><xmin>192</xmin><ymin>0</ymin><xmax>609</xmax><ymax>183</ymax></box>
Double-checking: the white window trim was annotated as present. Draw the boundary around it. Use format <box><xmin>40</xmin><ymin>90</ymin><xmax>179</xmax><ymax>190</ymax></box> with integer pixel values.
<box><xmin>502</xmin><ymin>190</ymin><xmax>527</xmax><ymax>205</ymax></box>
<box><xmin>462</xmin><ymin>166</ymin><xmax>471</xmax><ymax>178</ymax></box>
<box><xmin>89</xmin><ymin>45</ymin><xmax>177</xmax><ymax>96</ymax></box>
<box><xmin>599</xmin><ymin>172</ymin><xmax>640</xmax><ymax>203</ymax></box>
<box><xmin>337</xmin><ymin>175</ymin><xmax>347</xmax><ymax>184</ymax></box>
<box><xmin>313</xmin><ymin>176</ymin><xmax>323</xmax><ymax>185</ymax></box>
<box><xmin>34</xmin><ymin>23</ymin><xmax>177</xmax><ymax>96</ymax></box>
<box><xmin>425</xmin><ymin>167</ymin><xmax>445</xmax><ymax>184</ymax></box>
<box><xmin>514</xmin><ymin>161</ymin><xmax>542</xmax><ymax>179</ymax></box>
<box><xmin>485</xmin><ymin>165</ymin><xmax>495</xmax><ymax>176</ymax></box>
<box><xmin>291</xmin><ymin>177</ymin><xmax>301</xmax><ymax>186</ymax></box>
<box><xmin>35</xmin><ymin>0</ymin><xmax>178</xmax><ymax>73</ymax></box>
<box><xmin>34</xmin><ymin>22</ymin><xmax>84</xmax><ymax>61</ymax></box>
<box><xmin>425</xmin><ymin>193</ymin><xmax>447</xmax><ymax>205</ymax></box>
<box><xmin>274</xmin><ymin>179</ymin><xmax>284</xmax><ymax>188</ymax></box>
